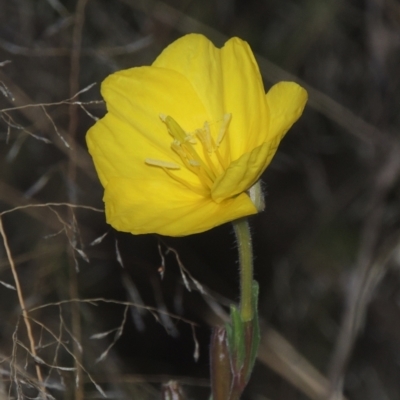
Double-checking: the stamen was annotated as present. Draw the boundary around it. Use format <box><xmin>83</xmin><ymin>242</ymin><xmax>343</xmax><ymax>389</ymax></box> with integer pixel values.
<box><xmin>164</xmin><ymin>117</ymin><xmax>213</xmax><ymax>180</ymax></box>
<box><xmin>196</xmin><ymin>122</ymin><xmax>213</xmax><ymax>153</ymax></box>
<box><xmin>170</xmin><ymin>142</ymin><xmax>212</xmax><ymax>188</ymax></box>
<box><xmin>148</xmin><ymin>113</ymin><xmax>234</xmax><ymax>194</ymax></box>
<box><xmin>184</xmin><ymin>134</ymin><xmax>197</xmax><ymax>144</ymax></box>
<box><xmin>196</xmin><ymin>167</ymin><xmax>214</xmax><ymax>189</ymax></box>
<box><xmin>181</xmin><ymin>142</ymin><xmax>215</xmax><ymax>180</ymax></box>
<box><xmin>213</xmin><ymin>147</ymin><xmax>227</xmax><ymax>170</ymax></box>
<box><xmin>197</xmin><ymin>123</ymin><xmax>226</xmax><ymax>174</ymax></box>
<box><xmin>216</xmin><ymin>113</ymin><xmax>232</xmax><ymax>147</ymax></box>
<box><xmin>163</xmin><ymin>115</ymin><xmax>187</xmax><ymax>143</ymax></box>
<box><xmin>201</xmin><ymin>143</ymin><xmax>220</xmax><ymax>177</ymax></box>
<box><xmin>145</xmin><ymin>158</ymin><xmax>181</xmax><ymax>169</ymax></box>
<box><xmin>161</xmin><ymin>167</ymin><xmax>209</xmax><ymax>197</ymax></box>
<box><xmin>171</xmin><ymin>141</ymin><xmax>197</xmax><ymax>173</ymax></box>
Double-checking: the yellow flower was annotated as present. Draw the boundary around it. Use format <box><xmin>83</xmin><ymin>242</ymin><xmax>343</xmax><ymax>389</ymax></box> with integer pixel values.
<box><xmin>86</xmin><ymin>34</ymin><xmax>307</xmax><ymax>236</ymax></box>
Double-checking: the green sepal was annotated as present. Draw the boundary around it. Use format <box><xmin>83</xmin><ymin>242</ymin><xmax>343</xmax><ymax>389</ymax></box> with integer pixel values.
<box><xmin>226</xmin><ymin>304</ymin><xmax>246</xmax><ymax>372</ymax></box>
<box><xmin>247</xmin><ymin>280</ymin><xmax>260</xmax><ymax>379</ymax></box>
<box><xmin>232</xmin><ymin>305</ymin><xmax>246</xmax><ymax>370</ymax></box>
<box><xmin>225</xmin><ymin>320</ymin><xmax>233</xmax><ymax>351</ymax></box>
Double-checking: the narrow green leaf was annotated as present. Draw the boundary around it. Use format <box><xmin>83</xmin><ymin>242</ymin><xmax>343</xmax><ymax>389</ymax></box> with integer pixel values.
<box><xmin>225</xmin><ymin>322</ymin><xmax>233</xmax><ymax>350</ymax></box>
<box><xmin>248</xmin><ymin>281</ymin><xmax>260</xmax><ymax>378</ymax></box>
<box><xmin>230</xmin><ymin>305</ymin><xmax>245</xmax><ymax>370</ymax></box>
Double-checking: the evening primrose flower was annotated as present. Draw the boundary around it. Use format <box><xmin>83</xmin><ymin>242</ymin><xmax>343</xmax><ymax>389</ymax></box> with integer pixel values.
<box><xmin>86</xmin><ymin>34</ymin><xmax>307</xmax><ymax>236</ymax></box>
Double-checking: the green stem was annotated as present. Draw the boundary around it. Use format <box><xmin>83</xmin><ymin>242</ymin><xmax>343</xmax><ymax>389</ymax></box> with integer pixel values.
<box><xmin>232</xmin><ymin>218</ymin><xmax>253</xmax><ymax>322</ymax></box>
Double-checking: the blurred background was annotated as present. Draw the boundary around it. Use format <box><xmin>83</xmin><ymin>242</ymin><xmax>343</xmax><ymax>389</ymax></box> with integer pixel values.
<box><xmin>1</xmin><ymin>0</ymin><xmax>400</xmax><ymax>399</ymax></box>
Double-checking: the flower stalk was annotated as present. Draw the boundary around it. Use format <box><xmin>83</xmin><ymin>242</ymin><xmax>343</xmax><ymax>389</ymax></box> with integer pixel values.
<box><xmin>233</xmin><ymin>218</ymin><xmax>254</xmax><ymax>322</ymax></box>
<box><xmin>211</xmin><ymin>217</ymin><xmax>260</xmax><ymax>400</ymax></box>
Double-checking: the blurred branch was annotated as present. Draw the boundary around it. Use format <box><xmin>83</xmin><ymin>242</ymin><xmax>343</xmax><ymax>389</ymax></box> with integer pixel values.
<box><xmin>0</xmin><ymin>181</ymin><xmax>70</xmax><ymax>230</ymax></box>
<box><xmin>0</xmin><ymin>70</ymin><xmax>97</xmax><ymax>176</ymax></box>
<box><xmin>327</xmin><ymin>142</ymin><xmax>400</xmax><ymax>399</ymax></box>
<box><xmin>127</xmin><ymin>0</ymin><xmax>386</xmax><ymax>147</ymax></box>
<box><xmin>0</xmin><ymin>36</ymin><xmax>153</xmax><ymax>57</ymax></box>
<box><xmin>258</xmin><ymin>326</ymin><xmax>348</xmax><ymax>400</ymax></box>
<box><xmin>68</xmin><ymin>0</ymin><xmax>88</xmax><ymax>150</ymax></box>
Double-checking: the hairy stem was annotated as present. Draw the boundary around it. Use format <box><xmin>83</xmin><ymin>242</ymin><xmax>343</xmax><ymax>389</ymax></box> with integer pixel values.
<box><xmin>233</xmin><ymin>218</ymin><xmax>254</xmax><ymax>322</ymax></box>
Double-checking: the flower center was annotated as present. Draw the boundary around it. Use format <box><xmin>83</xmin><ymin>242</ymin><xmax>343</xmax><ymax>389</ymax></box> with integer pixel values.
<box><xmin>145</xmin><ymin>113</ymin><xmax>232</xmax><ymax>195</ymax></box>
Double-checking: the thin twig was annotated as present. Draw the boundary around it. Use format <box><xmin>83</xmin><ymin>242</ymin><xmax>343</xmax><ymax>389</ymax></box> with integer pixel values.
<box><xmin>0</xmin><ymin>216</ymin><xmax>46</xmax><ymax>398</ymax></box>
<box><xmin>67</xmin><ymin>1</ymin><xmax>90</xmax><ymax>397</ymax></box>
<box><xmin>28</xmin><ymin>316</ymin><xmax>106</xmax><ymax>398</ymax></box>
<box><xmin>0</xmin><ymin>202</ymin><xmax>103</xmax><ymax>217</ymax></box>
<box><xmin>28</xmin><ymin>297</ymin><xmax>198</xmax><ymax>327</ymax></box>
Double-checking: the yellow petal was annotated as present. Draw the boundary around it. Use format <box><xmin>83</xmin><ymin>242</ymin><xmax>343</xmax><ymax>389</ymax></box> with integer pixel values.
<box><xmin>86</xmin><ymin>66</ymin><xmax>209</xmax><ymax>187</ymax></box>
<box><xmin>266</xmin><ymin>81</ymin><xmax>308</xmax><ymax>141</ymax></box>
<box><xmin>153</xmin><ymin>34</ymin><xmax>225</xmax><ymax>121</ymax></box>
<box><xmin>211</xmin><ymin>82</ymin><xmax>307</xmax><ymax>202</ymax></box>
<box><xmin>86</xmin><ymin>34</ymin><xmax>308</xmax><ymax>237</ymax></box>
<box><xmin>219</xmin><ymin>37</ymin><xmax>269</xmax><ymax>160</ymax></box>
<box><xmin>211</xmin><ymin>140</ymin><xmax>280</xmax><ymax>202</ymax></box>
<box><xmin>104</xmin><ymin>176</ymin><xmax>257</xmax><ymax>236</ymax></box>
<box><xmin>153</xmin><ymin>34</ymin><xmax>269</xmax><ymax>161</ymax></box>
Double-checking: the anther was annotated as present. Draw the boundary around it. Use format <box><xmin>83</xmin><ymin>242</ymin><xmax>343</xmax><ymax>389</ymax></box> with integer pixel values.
<box><xmin>145</xmin><ymin>158</ymin><xmax>181</xmax><ymax>169</ymax></box>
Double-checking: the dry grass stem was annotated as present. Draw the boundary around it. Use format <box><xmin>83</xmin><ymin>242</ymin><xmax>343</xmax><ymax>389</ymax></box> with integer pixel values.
<box><xmin>0</xmin><ymin>217</ymin><xmax>46</xmax><ymax>398</ymax></box>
